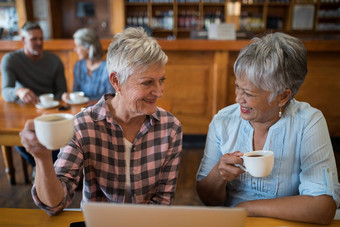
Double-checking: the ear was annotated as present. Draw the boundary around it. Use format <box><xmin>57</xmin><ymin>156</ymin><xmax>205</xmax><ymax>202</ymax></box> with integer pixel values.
<box><xmin>109</xmin><ymin>72</ymin><xmax>120</xmax><ymax>92</ymax></box>
<box><xmin>278</xmin><ymin>89</ymin><xmax>292</xmax><ymax>107</ymax></box>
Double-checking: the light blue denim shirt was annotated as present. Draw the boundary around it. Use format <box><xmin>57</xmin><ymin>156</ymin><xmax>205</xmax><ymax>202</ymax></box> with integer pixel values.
<box><xmin>73</xmin><ymin>60</ymin><xmax>115</xmax><ymax>100</ymax></box>
<box><xmin>197</xmin><ymin>99</ymin><xmax>340</xmax><ymax>207</ymax></box>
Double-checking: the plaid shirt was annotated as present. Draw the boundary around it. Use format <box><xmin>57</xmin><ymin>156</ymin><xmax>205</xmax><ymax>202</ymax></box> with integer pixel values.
<box><xmin>32</xmin><ymin>93</ymin><xmax>183</xmax><ymax>215</ymax></box>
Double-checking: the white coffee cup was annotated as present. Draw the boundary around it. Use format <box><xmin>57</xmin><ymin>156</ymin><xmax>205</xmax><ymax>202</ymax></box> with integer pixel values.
<box><xmin>240</xmin><ymin>150</ymin><xmax>274</xmax><ymax>177</ymax></box>
<box><xmin>34</xmin><ymin>113</ymin><xmax>74</xmax><ymax>150</ymax></box>
<box><xmin>39</xmin><ymin>93</ymin><xmax>54</xmax><ymax>106</ymax></box>
<box><xmin>69</xmin><ymin>91</ymin><xmax>85</xmax><ymax>103</ymax></box>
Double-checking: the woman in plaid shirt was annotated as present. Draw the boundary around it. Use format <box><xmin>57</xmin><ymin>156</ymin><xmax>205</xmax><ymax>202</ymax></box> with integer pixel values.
<box><xmin>20</xmin><ymin>27</ymin><xmax>183</xmax><ymax>216</ymax></box>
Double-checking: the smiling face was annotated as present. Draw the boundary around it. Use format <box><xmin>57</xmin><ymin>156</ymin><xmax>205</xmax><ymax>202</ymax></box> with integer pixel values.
<box><xmin>22</xmin><ymin>29</ymin><xmax>43</xmax><ymax>58</ymax></box>
<box><xmin>235</xmin><ymin>77</ymin><xmax>282</xmax><ymax>125</ymax></box>
<box><xmin>116</xmin><ymin>64</ymin><xmax>166</xmax><ymax>116</ymax></box>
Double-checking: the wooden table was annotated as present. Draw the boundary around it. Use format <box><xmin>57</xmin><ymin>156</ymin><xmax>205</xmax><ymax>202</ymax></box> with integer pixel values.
<box><xmin>0</xmin><ymin>98</ymin><xmax>91</xmax><ymax>185</ymax></box>
<box><xmin>0</xmin><ymin>208</ymin><xmax>339</xmax><ymax>227</ymax></box>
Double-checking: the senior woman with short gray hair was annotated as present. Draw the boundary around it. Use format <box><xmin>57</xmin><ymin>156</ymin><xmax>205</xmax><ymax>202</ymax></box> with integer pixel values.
<box><xmin>20</xmin><ymin>27</ymin><xmax>183</xmax><ymax>216</ymax></box>
<box><xmin>62</xmin><ymin>28</ymin><xmax>115</xmax><ymax>101</ymax></box>
<box><xmin>196</xmin><ymin>32</ymin><xmax>340</xmax><ymax>224</ymax></box>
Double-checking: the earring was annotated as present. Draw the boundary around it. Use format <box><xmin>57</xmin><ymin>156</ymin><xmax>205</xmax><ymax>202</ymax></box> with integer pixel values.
<box><xmin>279</xmin><ymin>107</ymin><xmax>282</xmax><ymax>118</ymax></box>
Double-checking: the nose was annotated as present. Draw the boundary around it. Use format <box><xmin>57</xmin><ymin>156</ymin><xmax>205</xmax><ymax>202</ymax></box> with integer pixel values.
<box><xmin>37</xmin><ymin>38</ymin><xmax>43</xmax><ymax>45</ymax></box>
<box><xmin>153</xmin><ymin>82</ymin><xmax>163</xmax><ymax>98</ymax></box>
<box><xmin>235</xmin><ymin>89</ymin><xmax>244</xmax><ymax>104</ymax></box>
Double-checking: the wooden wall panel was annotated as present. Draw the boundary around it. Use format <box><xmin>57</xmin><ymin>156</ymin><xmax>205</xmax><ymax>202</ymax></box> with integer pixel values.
<box><xmin>162</xmin><ymin>51</ymin><xmax>216</xmax><ymax>134</ymax></box>
<box><xmin>295</xmin><ymin>52</ymin><xmax>340</xmax><ymax>137</ymax></box>
<box><xmin>59</xmin><ymin>0</ymin><xmax>111</xmax><ymax>38</ymax></box>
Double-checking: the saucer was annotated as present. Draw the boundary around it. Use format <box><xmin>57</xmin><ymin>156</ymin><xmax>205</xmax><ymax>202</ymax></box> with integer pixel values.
<box><xmin>66</xmin><ymin>97</ymin><xmax>89</xmax><ymax>105</ymax></box>
<box><xmin>35</xmin><ymin>101</ymin><xmax>60</xmax><ymax>109</ymax></box>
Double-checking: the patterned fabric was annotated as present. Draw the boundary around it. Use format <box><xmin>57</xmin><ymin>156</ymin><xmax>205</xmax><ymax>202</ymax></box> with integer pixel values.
<box><xmin>72</xmin><ymin>60</ymin><xmax>115</xmax><ymax>100</ymax></box>
<box><xmin>32</xmin><ymin>93</ymin><xmax>183</xmax><ymax>216</ymax></box>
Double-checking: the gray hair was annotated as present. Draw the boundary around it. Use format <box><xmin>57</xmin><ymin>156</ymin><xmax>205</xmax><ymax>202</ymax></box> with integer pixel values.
<box><xmin>73</xmin><ymin>28</ymin><xmax>103</xmax><ymax>61</ymax></box>
<box><xmin>106</xmin><ymin>27</ymin><xmax>168</xmax><ymax>84</ymax></box>
<box><xmin>234</xmin><ymin>32</ymin><xmax>307</xmax><ymax>103</ymax></box>
<box><xmin>21</xmin><ymin>21</ymin><xmax>42</xmax><ymax>37</ymax></box>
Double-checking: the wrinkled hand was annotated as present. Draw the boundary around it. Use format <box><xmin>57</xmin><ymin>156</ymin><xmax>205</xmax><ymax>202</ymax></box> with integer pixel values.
<box><xmin>217</xmin><ymin>151</ymin><xmax>245</xmax><ymax>181</ymax></box>
<box><xmin>16</xmin><ymin>88</ymin><xmax>39</xmax><ymax>104</ymax></box>
<box><xmin>19</xmin><ymin>120</ymin><xmax>50</xmax><ymax>160</ymax></box>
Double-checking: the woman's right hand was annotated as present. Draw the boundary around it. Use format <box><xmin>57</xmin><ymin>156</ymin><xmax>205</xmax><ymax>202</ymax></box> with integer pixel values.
<box><xmin>19</xmin><ymin>120</ymin><xmax>51</xmax><ymax>160</ymax></box>
<box><xmin>217</xmin><ymin>151</ymin><xmax>245</xmax><ymax>181</ymax></box>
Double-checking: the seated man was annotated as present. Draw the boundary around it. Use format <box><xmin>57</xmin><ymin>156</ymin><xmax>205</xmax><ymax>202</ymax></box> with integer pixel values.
<box><xmin>1</xmin><ymin>21</ymin><xmax>67</xmax><ymax>168</ymax></box>
<box><xmin>1</xmin><ymin>21</ymin><xmax>67</xmax><ymax>104</ymax></box>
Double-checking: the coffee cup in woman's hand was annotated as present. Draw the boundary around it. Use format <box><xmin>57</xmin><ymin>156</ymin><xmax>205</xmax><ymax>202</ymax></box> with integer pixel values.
<box><xmin>34</xmin><ymin>113</ymin><xmax>74</xmax><ymax>150</ymax></box>
<box><xmin>238</xmin><ymin>150</ymin><xmax>274</xmax><ymax>177</ymax></box>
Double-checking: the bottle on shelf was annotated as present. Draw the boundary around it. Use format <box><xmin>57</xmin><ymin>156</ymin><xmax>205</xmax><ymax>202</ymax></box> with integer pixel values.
<box><xmin>138</xmin><ymin>11</ymin><xmax>144</xmax><ymax>26</ymax></box>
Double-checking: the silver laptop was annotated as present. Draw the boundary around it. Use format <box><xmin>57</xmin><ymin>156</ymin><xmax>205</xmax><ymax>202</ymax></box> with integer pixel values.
<box><xmin>82</xmin><ymin>202</ymin><xmax>246</xmax><ymax>227</ymax></box>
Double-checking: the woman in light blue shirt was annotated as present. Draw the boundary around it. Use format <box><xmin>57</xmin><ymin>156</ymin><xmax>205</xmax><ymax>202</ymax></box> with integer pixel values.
<box><xmin>62</xmin><ymin>28</ymin><xmax>115</xmax><ymax>101</ymax></box>
<box><xmin>196</xmin><ymin>32</ymin><xmax>340</xmax><ymax>224</ymax></box>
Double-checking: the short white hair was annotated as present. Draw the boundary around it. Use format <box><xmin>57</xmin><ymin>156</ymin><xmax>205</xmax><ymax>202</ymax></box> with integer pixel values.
<box><xmin>234</xmin><ymin>32</ymin><xmax>307</xmax><ymax>103</ymax></box>
<box><xmin>106</xmin><ymin>27</ymin><xmax>168</xmax><ymax>84</ymax></box>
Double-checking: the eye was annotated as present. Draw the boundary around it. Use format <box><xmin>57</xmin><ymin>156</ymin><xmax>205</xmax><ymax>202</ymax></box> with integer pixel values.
<box><xmin>142</xmin><ymin>80</ymin><xmax>153</xmax><ymax>86</ymax></box>
<box><xmin>160</xmin><ymin>77</ymin><xmax>166</xmax><ymax>84</ymax></box>
<box><xmin>245</xmin><ymin>92</ymin><xmax>253</xmax><ymax>97</ymax></box>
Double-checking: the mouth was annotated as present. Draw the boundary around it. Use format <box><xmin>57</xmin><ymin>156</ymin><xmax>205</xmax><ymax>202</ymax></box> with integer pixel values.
<box><xmin>240</xmin><ymin>106</ymin><xmax>252</xmax><ymax>113</ymax></box>
<box><xmin>143</xmin><ymin>98</ymin><xmax>157</xmax><ymax>104</ymax></box>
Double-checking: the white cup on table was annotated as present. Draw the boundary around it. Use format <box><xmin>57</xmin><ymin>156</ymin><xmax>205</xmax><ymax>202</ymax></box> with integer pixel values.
<box><xmin>34</xmin><ymin>113</ymin><xmax>74</xmax><ymax>150</ymax></box>
<box><xmin>69</xmin><ymin>91</ymin><xmax>85</xmax><ymax>103</ymax></box>
<box><xmin>39</xmin><ymin>93</ymin><xmax>54</xmax><ymax>106</ymax></box>
<box><xmin>239</xmin><ymin>150</ymin><xmax>274</xmax><ymax>177</ymax></box>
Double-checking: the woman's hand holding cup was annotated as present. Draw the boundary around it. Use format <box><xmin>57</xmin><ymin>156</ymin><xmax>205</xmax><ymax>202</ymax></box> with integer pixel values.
<box><xmin>20</xmin><ymin>113</ymin><xmax>75</xmax><ymax>160</ymax></box>
<box><xmin>217</xmin><ymin>151</ymin><xmax>245</xmax><ymax>181</ymax></box>
<box><xmin>19</xmin><ymin>120</ymin><xmax>51</xmax><ymax>160</ymax></box>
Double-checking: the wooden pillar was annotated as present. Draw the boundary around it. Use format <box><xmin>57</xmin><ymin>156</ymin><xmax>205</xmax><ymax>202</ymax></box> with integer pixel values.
<box><xmin>15</xmin><ymin>0</ymin><xmax>33</xmax><ymax>35</ymax></box>
<box><xmin>109</xmin><ymin>0</ymin><xmax>125</xmax><ymax>35</ymax></box>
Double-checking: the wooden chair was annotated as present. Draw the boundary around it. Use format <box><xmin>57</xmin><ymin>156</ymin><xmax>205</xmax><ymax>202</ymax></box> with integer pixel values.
<box><xmin>21</xmin><ymin>156</ymin><xmax>30</xmax><ymax>184</ymax></box>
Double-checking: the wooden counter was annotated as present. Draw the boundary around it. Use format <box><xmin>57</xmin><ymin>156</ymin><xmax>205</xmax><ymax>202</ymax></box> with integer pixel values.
<box><xmin>1</xmin><ymin>39</ymin><xmax>339</xmax><ymax>136</ymax></box>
